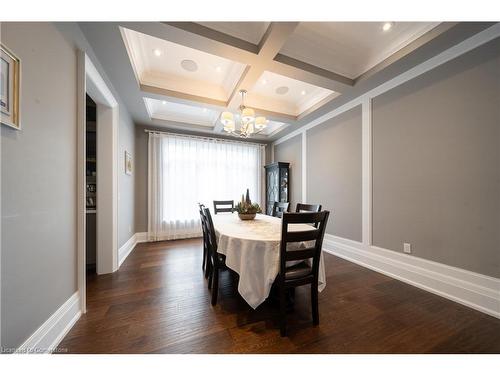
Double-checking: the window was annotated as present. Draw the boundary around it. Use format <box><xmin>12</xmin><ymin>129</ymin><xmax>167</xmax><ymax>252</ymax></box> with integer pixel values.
<box><xmin>148</xmin><ymin>132</ymin><xmax>265</xmax><ymax>240</ymax></box>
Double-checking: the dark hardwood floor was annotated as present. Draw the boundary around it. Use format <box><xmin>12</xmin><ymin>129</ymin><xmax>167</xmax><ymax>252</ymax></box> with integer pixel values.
<box><xmin>59</xmin><ymin>238</ymin><xmax>500</xmax><ymax>353</ymax></box>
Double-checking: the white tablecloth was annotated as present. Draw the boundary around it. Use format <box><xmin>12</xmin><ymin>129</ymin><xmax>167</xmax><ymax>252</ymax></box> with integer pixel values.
<box><xmin>213</xmin><ymin>213</ymin><xmax>326</xmax><ymax>309</ymax></box>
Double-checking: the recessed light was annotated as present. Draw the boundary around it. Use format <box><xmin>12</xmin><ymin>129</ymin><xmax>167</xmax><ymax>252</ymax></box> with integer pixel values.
<box><xmin>301</xmin><ymin>90</ymin><xmax>306</xmax><ymax>96</ymax></box>
<box><xmin>203</xmin><ymin>108</ymin><xmax>207</xmax><ymax>112</ymax></box>
<box><xmin>181</xmin><ymin>59</ymin><xmax>198</xmax><ymax>72</ymax></box>
<box><xmin>382</xmin><ymin>22</ymin><xmax>394</xmax><ymax>32</ymax></box>
<box><xmin>215</xmin><ymin>66</ymin><xmax>222</xmax><ymax>72</ymax></box>
<box><xmin>262</xmin><ymin>79</ymin><xmax>267</xmax><ymax>85</ymax></box>
<box><xmin>153</xmin><ymin>48</ymin><xmax>162</xmax><ymax>57</ymax></box>
<box><xmin>275</xmin><ymin>86</ymin><xmax>289</xmax><ymax>95</ymax></box>
<box><xmin>162</xmin><ymin>100</ymin><xmax>167</xmax><ymax>105</ymax></box>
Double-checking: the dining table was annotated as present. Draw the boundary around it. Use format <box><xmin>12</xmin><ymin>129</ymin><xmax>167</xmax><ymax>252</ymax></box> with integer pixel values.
<box><xmin>212</xmin><ymin>213</ymin><xmax>326</xmax><ymax>309</ymax></box>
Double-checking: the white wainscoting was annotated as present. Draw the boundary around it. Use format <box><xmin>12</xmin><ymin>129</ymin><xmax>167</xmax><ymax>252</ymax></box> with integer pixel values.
<box><xmin>322</xmin><ymin>234</ymin><xmax>500</xmax><ymax>319</ymax></box>
<box><xmin>118</xmin><ymin>232</ymin><xmax>148</xmax><ymax>268</ymax></box>
<box><xmin>272</xmin><ymin>24</ymin><xmax>500</xmax><ymax>320</ymax></box>
<box><xmin>15</xmin><ymin>292</ymin><xmax>82</xmax><ymax>354</ymax></box>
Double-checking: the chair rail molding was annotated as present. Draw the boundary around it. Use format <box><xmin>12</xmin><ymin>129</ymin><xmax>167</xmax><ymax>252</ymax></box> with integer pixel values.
<box><xmin>322</xmin><ymin>235</ymin><xmax>500</xmax><ymax>319</ymax></box>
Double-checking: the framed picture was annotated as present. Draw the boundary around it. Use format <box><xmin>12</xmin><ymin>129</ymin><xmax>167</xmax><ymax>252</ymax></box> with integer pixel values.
<box><xmin>1</xmin><ymin>43</ymin><xmax>21</xmax><ymax>130</ymax></box>
<box><xmin>125</xmin><ymin>151</ymin><xmax>133</xmax><ymax>175</ymax></box>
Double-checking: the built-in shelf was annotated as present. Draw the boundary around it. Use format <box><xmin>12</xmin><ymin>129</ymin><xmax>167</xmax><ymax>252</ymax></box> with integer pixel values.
<box><xmin>86</xmin><ymin>209</ymin><xmax>97</xmax><ymax>214</ymax></box>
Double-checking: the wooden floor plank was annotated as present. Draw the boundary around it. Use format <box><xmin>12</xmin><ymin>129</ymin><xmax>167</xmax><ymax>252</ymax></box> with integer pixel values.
<box><xmin>58</xmin><ymin>238</ymin><xmax>500</xmax><ymax>353</ymax></box>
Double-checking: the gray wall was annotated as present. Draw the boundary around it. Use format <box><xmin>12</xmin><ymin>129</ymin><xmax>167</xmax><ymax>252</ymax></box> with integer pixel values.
<box><xmin>134</xmin><ymin>126</ymin><xmax>149</xmax><ymax>233</ymax></box>
<box><xmin>372</xmin><ymin>38</ymin><xmax>500</xmax><ymax>278</ymax></box>
<box><xmin>273</xmin><ymin>134</ymin><xmax>302</xmax><ymax>211</ymax></box>
<box><xmin>1</xmin><ymin>22</ymin><xmax>137</xmax><ymax>349</ymax></box>
<box><xmin>118</xmin><ymin>111</ymin><xmax>136</xmax><ymax>246</ymax></box>
<box><xmin>1</xmin><ymin>23</ymin><xmax>78</xmax><ymax>349</ymax></box>
<box><xmin>307</xmin><ymin>106</ymin><xmax>362</xmax><ymax>241</ymax></box>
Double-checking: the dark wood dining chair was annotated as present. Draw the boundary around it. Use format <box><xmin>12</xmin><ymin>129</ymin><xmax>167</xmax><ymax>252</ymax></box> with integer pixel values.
<box><xmin>272</xmin><ymin>201</ymin><xmax>289</xmax><ymax>218</ymax></box>
<box><xmin>213</xmin><ymin>200</ymin><xmax>234</xmax><ymax>214</ymax></box>
<box><xmin>203</xmin><ymin>207</ymin><xmax>227</xmax><ymax>305</ymax></box>
<box><xmin>198</xmin><ymin>203</ymin><xmax>210</xmax><ymax>278</ymax></box>
<box><xmin>278</xmin><ymin>210</ymin><xmax>330</xmax><ymax>336</ymax></box>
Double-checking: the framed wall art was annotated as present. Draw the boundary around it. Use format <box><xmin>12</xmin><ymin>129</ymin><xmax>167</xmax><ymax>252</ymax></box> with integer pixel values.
<box><xmin>125</xmin><ymin>151</ymin><xmax>133</xmax><ymax>175</ymax></box>
<box><xmin>1</xmin><ymin>43</ymin><xmax>21</xmax><ymax>130</ymax></box>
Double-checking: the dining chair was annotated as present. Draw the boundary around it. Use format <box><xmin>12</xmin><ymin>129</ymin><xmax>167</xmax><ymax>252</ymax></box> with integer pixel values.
<box><xmin>277</xmin><ymin>210</ymin><xmax>330</xmax><ymax>337</ymax></box>
<box><xmin>272</xmin><ymin>201</ymin><xmax>289</xmax><ymax>218</ymax></box>
<box><xmin>203</xmin><ymin>207</ymin><xmax>227</xmax><ymax>305</ymax></box>
<box><xmin>213</xmin><ymin>200</ymin><xmax>234</xmax><ymax>214</ymax></box>
<box><xmin>198</xmin><ymin>203</ymin><xmax>210</xmax><ymax>278</ymax></box>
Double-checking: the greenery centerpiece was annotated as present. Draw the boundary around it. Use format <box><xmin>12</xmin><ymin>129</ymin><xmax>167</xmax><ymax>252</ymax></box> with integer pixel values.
<box><xmin>235</xmin><ymin>189</ymin><xmax>262</xmax><ymax>220</ymax></box>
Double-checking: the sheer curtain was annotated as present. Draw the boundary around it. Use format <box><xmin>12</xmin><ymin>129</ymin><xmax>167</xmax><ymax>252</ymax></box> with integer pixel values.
<box><xmin>148</xmin><ymin>132</ymin><xmax>265</xmax><ymax>241</ymax></box>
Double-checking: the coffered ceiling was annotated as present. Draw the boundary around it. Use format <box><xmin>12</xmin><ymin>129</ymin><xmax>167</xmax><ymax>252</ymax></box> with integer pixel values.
<box><xmin>78</xmin><ymin>21</ymin><xmax>474</xmax><ymax>141</ymax></box>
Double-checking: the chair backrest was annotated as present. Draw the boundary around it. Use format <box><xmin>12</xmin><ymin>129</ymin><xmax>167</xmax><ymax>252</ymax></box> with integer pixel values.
<box><xmin>272</xmin><ymin>201</ymin><xmax>289</xmax><ymax>218</ymax></box>
<box><xmin>295</xmin><ymin>203</ymin><xmax>322</xmax><ymax>213</ymax></box>
<box><xmin>295</xmin><ymin>203</ymin><xmax>322</xmax><ymax>227</ymax></box>
<box><xmin>279</xmin><ymin>211</ymin><xmax>330</xmax><ymax>278</ymax></box>
<box><xmin>203</xmin><ymin>207</ymin><xmax>221</xmax><ymax>265</ymax></box>
<box><xmin>198</xmin><ymin>203</ymin><xmax>208</xmax><ymax>242</ymax></box>
<box><xmin>213</xmin><ymin>200</ymin><xmax>234</xmax><ymax>214</ymax></box>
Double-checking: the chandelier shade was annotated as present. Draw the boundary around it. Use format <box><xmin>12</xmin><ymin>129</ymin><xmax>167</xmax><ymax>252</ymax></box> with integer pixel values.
<box><xmin>221</xmin><ymin>111</ymin><xmax>234</xmax><ymax>125</ymax></box>
<box><xmin>241</xmin><ymin>107</ymin><xmax>255</xmax><ymax>122</ymax></box>
<box><xmin>255</xmin><ymin>116</ymin><xmax>267</xmax><ymax>130</ymax></box>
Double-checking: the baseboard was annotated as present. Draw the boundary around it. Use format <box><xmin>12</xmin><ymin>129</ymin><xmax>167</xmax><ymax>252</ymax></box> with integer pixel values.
<box><xmin>15</xmin><ymin>292</ymin><xmax>81</xmax><ymax>354</ymax></box>
<box><xmin>118</xmin><ymin>232</ymin><xmax>148</xmax><ymax>268</ymax></box>
<box><xmin>322</xmin><ymin>234</ymin><xmax>500</xmax><ymax>319</ymax></box>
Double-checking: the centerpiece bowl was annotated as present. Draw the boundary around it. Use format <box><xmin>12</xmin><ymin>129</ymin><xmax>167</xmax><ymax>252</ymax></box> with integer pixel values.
<box><xmin>238</xmin><ymin>213</ymin><xmax>256</xmax><ymax>220</ymax></box>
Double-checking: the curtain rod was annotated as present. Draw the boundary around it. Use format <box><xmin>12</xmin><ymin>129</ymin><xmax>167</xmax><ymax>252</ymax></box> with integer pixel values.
<box><xmin>144</xmin><ymin>129</ymin><xmax>267</xmax><ymax>147</ymax></box>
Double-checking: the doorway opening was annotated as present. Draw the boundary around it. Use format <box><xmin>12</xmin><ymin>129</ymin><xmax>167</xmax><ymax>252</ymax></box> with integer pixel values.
<box><xmin>78</xmin><ymin>52</ymin><xmax>119</xmax><ymax>314</ymax></box>
<box><xmin>85</xmin><ymin>95</ymin><xmax>97</xmax><ymax>276</ymax></box>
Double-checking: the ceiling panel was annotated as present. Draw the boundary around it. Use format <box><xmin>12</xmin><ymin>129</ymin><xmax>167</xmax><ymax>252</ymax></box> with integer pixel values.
<box><xmin>198</xmin><ymin>22</ymin><xmax>270</xmax><ymax>45</ymax></box>
<box><xmin>122</xmin><ymin>27</ymin><xmax>246</xmax><ymax>101</ymax></box>
<box><xmin>144</xmin><ymin>98</ymin><xmax>220</xmax><ymax>127</ymax></box>
<box><xmin>248</xmin><ymin>70</ymin><xmax>336</xmax><ymax>116</ymax></box>
<box><xmin>279</xmin><ymin>22</ymin><xmax>439</xmax><ymax>79</ymax></box>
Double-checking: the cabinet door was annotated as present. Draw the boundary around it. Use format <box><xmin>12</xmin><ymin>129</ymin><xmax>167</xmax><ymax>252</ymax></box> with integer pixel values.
<box><xmin>279</xmin><ymin>168</ymin><xmax>289</xmax><ymax>203</ymax></box>
<box><xmin>267</xmin><ymin>168</ymin><xmax>278</xmax><ymax>215</ymax></box>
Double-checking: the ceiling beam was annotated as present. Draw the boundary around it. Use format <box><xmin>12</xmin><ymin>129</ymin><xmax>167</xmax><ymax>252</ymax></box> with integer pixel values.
<box><xmin>226</xmin><ymin>22</ymin><xmax>299</xmax><ymax>104</ymax></box>
<box><xmin>270</xmin><ymin>54</ymin><xmax>354</xmax><ymax>91</ymax></box>
<box><xmin>215</xmin><ymin>22</ymin><xmax>300</xmax><ymax>132</ymax></box>
<box><xmin>140</xmin><ymin>84</ymin><xmax>227</xmax><ymax>110</ymax></box>
<box><xmin>164</xmin><ymin>22</ymin><xmax>260</xmax><ymax>55</ymax></box>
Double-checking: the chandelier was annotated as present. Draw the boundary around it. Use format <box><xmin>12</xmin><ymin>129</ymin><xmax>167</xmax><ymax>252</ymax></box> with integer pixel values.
<box><xmin>220</xmin><ymin>90</ymin><xmax>267</xmax><ymax>138</ymax></box>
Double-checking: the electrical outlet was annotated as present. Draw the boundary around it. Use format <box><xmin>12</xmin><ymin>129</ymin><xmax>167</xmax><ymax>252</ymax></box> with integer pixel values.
<box><xmin>403</xmin><ymin>243</ymin><xmax>412</xmax><ymax>254</ymax></box>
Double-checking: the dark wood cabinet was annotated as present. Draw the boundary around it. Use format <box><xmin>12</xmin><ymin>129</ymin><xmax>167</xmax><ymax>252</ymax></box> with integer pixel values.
<box><xmin>264</xmin><ymin>162</ymin><xmax>290</xmax><ymax>216</ymax></box>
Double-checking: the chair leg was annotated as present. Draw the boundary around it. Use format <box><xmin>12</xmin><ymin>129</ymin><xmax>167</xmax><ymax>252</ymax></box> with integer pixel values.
<box><xmin>207</xmin><ymin>261</ymin><xmax>213</xmax><ymax>289</ymax></box>
<box><xmin>205</xmin><ymin>255</ymin><xmax>211</xmax><ymax>279</ymax></box>
<box><xmin>279</xmin><ymin>283</ymin><xmax>287</xmax><ymax>337</ymax></box>
<box><xmin>202</xmin><ymin>245</ymin><xmax>207</xmax><ymax>272</ymax></box>
<box><xmin>311</xmin><ymin>283</ymin><xmax>319</xmax><ymax>326</ymax></box>
<box><xmin>211</xmin><ymin>267</ymin><xmax>219</xmax><ymax>306</ymax></box>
